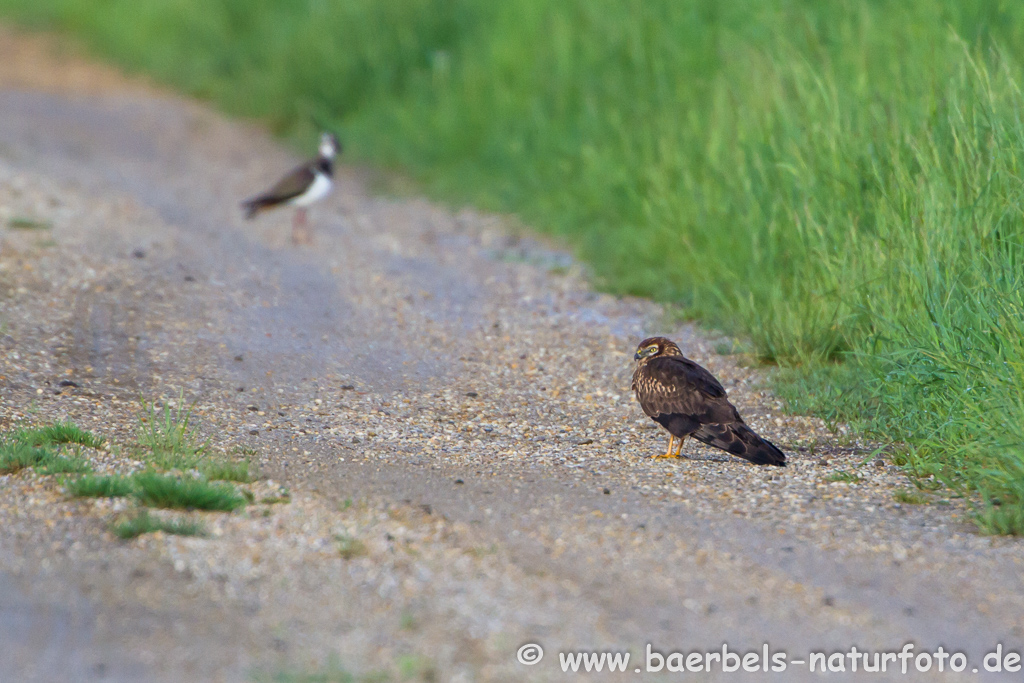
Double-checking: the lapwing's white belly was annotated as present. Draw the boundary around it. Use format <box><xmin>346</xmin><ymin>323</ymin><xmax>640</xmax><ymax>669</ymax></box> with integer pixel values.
<box><xmin>289</xmin><ymin>172</ymin><xmax>332</xmax><ymax>207</ymax></box>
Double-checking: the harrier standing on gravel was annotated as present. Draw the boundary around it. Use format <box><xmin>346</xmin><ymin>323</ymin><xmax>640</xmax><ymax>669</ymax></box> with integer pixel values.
<box><xmin>241</xmin><ymin>132</ymin><xmax>341</xmax><ymax>245</ymax></box>
<box><xmin>631</xmin><ymin>336</ymin><xmax>786</xmax><ymax>466</ymax></box>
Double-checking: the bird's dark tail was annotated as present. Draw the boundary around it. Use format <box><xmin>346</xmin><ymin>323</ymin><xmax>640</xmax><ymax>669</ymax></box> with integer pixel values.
<box><xmin>241</xmin><ymin>196</ymin><xmax>270</xmax><ymax>219</ymax></box>
<box><xmin>692</xmin><ymin>422</ymin><xmax>786</xmax><ymax>466</ymax></box>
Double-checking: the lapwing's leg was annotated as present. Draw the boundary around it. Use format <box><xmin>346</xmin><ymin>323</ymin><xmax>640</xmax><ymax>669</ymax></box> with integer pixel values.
<box><xmin>292</xmin><ymin>208</ymin><xmax>311</xmax><ymax>245</ymax></box>
<box><xmin>291</xmin><ymin>209</ymin><xmax>301</xmax><ymax>244</ymax></box>
<box><xmin>654</xmin><ymin>434</ymin><xmax>677</xmax><ymax>459</ymax></box>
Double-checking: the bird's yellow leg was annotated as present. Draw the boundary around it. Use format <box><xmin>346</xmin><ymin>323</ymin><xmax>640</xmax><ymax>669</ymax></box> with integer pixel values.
<box><xmin>654</xmin><ymin>435</ymin><xmax>678</xmax><ymax>459</ymax></box>
<box><xmin>673</xmin><ymin>435</ymin><xmax>688</xmax><ymax>458</ymax></box>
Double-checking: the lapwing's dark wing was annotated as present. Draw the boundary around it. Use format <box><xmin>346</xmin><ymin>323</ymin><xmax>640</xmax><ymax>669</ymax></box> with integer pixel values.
<box><xmin>242</xmin><ymin>163</ymin><xmax>317</xmax><ymax>218</ymax></box>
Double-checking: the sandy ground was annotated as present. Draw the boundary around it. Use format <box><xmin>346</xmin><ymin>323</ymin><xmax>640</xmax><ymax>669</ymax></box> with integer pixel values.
<box><xmin>0</xmin><ymin>26</ymin><xmax>1022</xmax><ymax>683</ymax></box>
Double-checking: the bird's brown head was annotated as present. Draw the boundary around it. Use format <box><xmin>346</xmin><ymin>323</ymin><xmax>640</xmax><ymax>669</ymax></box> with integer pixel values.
<box><xmin>634</xmin><ymin>336</ymin><xmax>683</xmax><ymax>362</ymax></box>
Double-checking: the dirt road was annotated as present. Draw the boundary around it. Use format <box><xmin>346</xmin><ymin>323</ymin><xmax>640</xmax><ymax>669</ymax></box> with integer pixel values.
<box><xmin>0</xmin><ymin>29</ymin><xmax>1022</xmax><ymax>682</ymax></box>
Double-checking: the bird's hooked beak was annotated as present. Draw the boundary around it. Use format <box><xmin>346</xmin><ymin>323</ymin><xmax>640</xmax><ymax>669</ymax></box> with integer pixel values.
<box><xmin>633</xmin><ymin>350</ymin><xmax>642</xmax><ymax>361</ymax></box>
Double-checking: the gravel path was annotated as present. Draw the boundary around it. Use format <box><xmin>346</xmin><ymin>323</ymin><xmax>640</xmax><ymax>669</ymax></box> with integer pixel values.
<box><xmin>0</xmin><ymin>28</ymin><xmax>1022</xmax><ymax>682</ymax></box>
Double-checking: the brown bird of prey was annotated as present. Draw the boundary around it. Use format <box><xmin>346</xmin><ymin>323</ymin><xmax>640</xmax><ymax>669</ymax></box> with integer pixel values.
<box><xmin>241</xmin><ymin>132</ymin><xmax>341</xmax><ymax>245</ymax></box>
<box><xmin>631</xmin><ymin>336</ymin><xmax>786</xmax><ymax>466</ymax></box>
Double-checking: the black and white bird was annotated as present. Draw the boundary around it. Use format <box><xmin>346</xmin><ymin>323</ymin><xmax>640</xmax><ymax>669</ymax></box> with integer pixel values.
<box><xmin>241</xmin><ymin>132</ymin><xmax>341</xmax><ymax>245</ymax></box>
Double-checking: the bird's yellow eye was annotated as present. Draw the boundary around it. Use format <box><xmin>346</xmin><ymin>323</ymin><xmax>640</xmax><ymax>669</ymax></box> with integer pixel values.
<box><xmin>634</xmin><ymin>344</ymin><xmax>659</xmax><ymax>360</ymax></box>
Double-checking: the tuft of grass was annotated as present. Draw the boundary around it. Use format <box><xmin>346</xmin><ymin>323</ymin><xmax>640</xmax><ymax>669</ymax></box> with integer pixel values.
<box><xmin>201</xmin><ymin>458</ymin><xmax>254</xmax><ymax>483</ymax></box>
<box><xmin>0</xmin><ymin>442</ymin><xmax>51</xmax><ymax>474</ymax></box>
<box><xmin>973</xmin><ymin>458</ymin><xmax>1024</xmax><ymax>534</ymax></box>
<box><xmin>5</xmin><ymin>421</ymin><xmax>104</xmax><ymax>451</ymax></box>
<box><xmin>111</xmin><ymin>509</ymin><xmax>207</xmax><ymax>539</ymax></box>
<box><xmin>335</xmin><ymin>534</ymin><xmax>368</xmax><ymax>560</ymax></box>
<box><xmin>893</xmin><ymin>490</ymin><xmax>929</xmax><ymax>505</ymax></box>
<box><xmin>262</xmin><ymin>487</ymin><xmax>291</xmax><ymax>505</ymax></box>
<box><xmin>714</xmin><ymin>341</ymin><xmax>742</xmax><ymax>357</ymax></box>
<box><xmin>826</xmin><ymin>471</ymin><xmax>861</xmax><ymax>484</ymax></box>
<box><xmin>7</xmin><ymin>216</ymin><xmax>51</xmax><ymax>230</ymax></box>
<box><xmin>0</xmin><ymin>421</ymin><xmax>104</xmax><ymax>474</ymax></box>
<box><xmin>976</xmin><ymin>503</ymin><xmax>1024</xmax><ymax>536</ymax></box>
<box><xmin>135</xmin><ymin>397</ymin><xmax>207</xmax><ymax>470</ymax></box>
<box><xmin>37</xmin><ymin>454</ymin><xmax>93</xmax><ymax>475</ymax></box>
<box><xmin>23</xmin><ymin>421</ymin><xmax>105</xmax><ymax>448</ymax></box>
<box><xmin>132</xmin><ymin>471</ymin><xmax>247</xmax><ymax>511</ymax></box>
<box><xmin>67</xmin><ymin>474</ymin><xmax>135</xmax><ymax>498</ymax></box>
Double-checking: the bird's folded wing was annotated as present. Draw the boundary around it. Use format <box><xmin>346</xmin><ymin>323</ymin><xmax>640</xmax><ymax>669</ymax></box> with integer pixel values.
<box><xmin>255</xmin><ymin>164</ymin><xmax>317</xmax><ymax>204</ymax></box>
<box><xmin>638</xmin><ymin>356</ymin><xmax>738</xmax><ymax>423</ymax></box>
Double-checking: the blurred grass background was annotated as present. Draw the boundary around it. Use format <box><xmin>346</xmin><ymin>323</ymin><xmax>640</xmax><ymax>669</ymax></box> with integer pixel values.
<box><xmin>2</xmin><ymin>0</ymin><xmax>1024</xmax><ymax>532</ymax></box>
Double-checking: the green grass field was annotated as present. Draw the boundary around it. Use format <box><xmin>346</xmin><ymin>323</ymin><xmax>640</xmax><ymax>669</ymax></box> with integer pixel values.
<box><xmin>3</xmin><ymin>0</ymin><xmax>1024</xmax><ymax>532</ymax></box>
